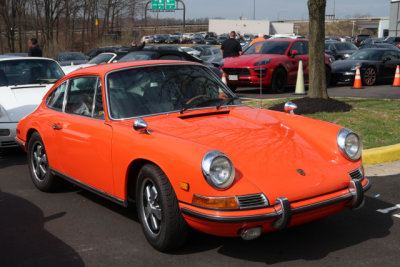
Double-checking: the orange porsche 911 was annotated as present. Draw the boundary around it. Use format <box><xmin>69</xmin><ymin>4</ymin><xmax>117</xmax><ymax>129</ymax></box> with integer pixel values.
<box><xmin>16</xmin><ymin>61</ymin><xmax>370</xmax><ymax>252</ymax></box>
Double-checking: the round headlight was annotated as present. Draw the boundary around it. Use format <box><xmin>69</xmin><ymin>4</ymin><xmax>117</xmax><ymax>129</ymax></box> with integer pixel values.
<box><xmin>202</xmin><ymin>150</ymin><xmax>235</xmax><ymax>189</ymax></box>
<box><xmin>337</xmin><ymin>128</ymin><xmax>363</xmax><ymax>161</ymax></box>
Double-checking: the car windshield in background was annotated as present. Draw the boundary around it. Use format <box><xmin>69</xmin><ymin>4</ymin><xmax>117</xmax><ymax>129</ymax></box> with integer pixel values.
<box><xmin>107</xmin><ymin>65</ymin><xmax>239</xmax><ymax>119</ymax></box>
<box><xmin>118</xmin><ymin>52</ymin><xmax>158</xmax><ymax>62</ymax></box>
<box><xmin>334</xmin><ymin>42</ymin><xmax>358</xmax><ymax>51</ymax></box>
<box><xmin>58</xmin><ymin>53</ymin><xmax>86</xmax><ymax>61</ymax></box>
<box><xmin>244</xmin><ymin>41</ymin><xmax>290</xmax><ymax>55</ymax></box>
<box><xmin>348</xmin><ymin>50</ymin><xmax>384</xmax><ymax>61</ymax></box>
<box><xmin>88</xmin><ymin>53</ymin><xmax>114</xmax><ymax>64</ymax></box>
<box><xmin>0</xmin><ymin>59</ymin><xmax>64</xmax><ymax>86</ymax></box>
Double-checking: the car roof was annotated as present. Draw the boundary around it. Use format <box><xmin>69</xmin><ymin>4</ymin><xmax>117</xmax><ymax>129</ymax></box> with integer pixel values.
<box><xmin>64</xmin><ymin>60</ymin><xmax>201</xmax><ymax>77</ymax></box>
<box><xmin>0</xmin><ymin>56</ymin><xmax>57</xmax><ymax>62</ymax></box>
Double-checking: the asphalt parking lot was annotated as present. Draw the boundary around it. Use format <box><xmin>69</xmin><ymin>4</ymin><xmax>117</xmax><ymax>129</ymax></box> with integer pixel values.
<box><xmin>1</xmin><ymin>148</ymin><xmax>400</xmax><ymax>266</ymax></box>
<box><xmin>235</xmin><ymin>83</ymin><xmax>400</xmax><ymax>100</ymax></box>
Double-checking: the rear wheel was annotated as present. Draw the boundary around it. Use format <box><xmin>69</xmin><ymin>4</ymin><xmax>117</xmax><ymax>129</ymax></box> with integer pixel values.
<box><xmin>136</xmin><ymin>164</ymin><xmax>188</xmax><ymax>252</ymax></box>
<box><xmin>362</xmin><ymin>67</ymin><xmax>376</xmax><ymax>86</ymax></box>
<box><xmin>271</xmin><ymin>68</ymin><xmax>287</xmax><ymax>93</ymax></box>
<box><xmin>27</xmin><ymin>132</ymin><xmax>60</xmax><ymax>192</ymax></box>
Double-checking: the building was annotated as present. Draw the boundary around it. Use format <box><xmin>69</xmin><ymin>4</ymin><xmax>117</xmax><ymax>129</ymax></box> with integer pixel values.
<box><xmin>390</xmin><ymin>0</ymin><xmax>400</xmax><ymax>36</ymax></box>
<box><xmin>208</xmin><ymin>19</ymin><xmax>294</xmax><ymax>36</ymax></box>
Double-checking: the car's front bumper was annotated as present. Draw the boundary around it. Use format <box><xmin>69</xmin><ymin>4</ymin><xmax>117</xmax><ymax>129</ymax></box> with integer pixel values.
<box><xmin>0</xmin><ymin>122</ymin><xmax>18</xmax><ymax>148</ymax></box>
<box><xmin>332</xmin><ymin>71</ymin><xmax>356</xmax><ymax>84</ymax></box>
<box><xmin>180</xmin><ymin>178</ymin><xmax>370</xmax><ymax>237</ymax></box>
<box><xmin>223</xmin><ymin>67</ymin><xmax>272</xmax><ymax>87</ymax></box>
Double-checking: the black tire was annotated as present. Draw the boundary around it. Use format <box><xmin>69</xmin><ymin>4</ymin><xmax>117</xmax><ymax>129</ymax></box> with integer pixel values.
<box><xmin>325</xmin><ymin>66</ymin><xmax>332</xmax><ymax>87</ymax></box>
<box><xmin>136</xmin><ymin>164</ymin><xmax>188</xmax><ymax>252</ymax></box>
<box><xmin>27</xmin><ymin>132</ymin><xmax>60</xmax><ymax>192</ymax></box>
<box><xmin>362</xmin><ymin>66</ymin><xmax>376</xmax><ymax>86</ymax></box>
<box><xmin>271</xmin><ymin>68</ymin><xmax>287</xmax><ymax>93</ymax></box>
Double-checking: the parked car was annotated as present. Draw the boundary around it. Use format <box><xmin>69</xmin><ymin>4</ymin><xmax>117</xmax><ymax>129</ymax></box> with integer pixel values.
<box><xmin>86</xmin><ymin>47</ymin><xmax>128</xmax><ymax>60</ymax></box>
<box><xmin>359</xmin><ymin>37</ymin><xmax>384</xmax><ymax>48</ymax></box>
<box><xmin>192</xmin><ymin>36</ymin><xmax>206</xmax><ymax>44</ymax></box>
<box><xmin>57</xmin><ymin>52</ymin><xmax>88</xmax><ymax>66</ymax></box>
<box><xmin>222</xmin><ymin>39</ymin><xmax>331</xmax><ymax>92</ymax></box>
<box><xmin>0</xmin><ymin>57</ymin><xmax>64</xmax><ymax>148</ymax></box>
<box><xmin>192</xmin><ymin>45</ymin><xmax>223</xmax><ymax>63</ymax></box>
<box><xmin>325</xmin><ymin>41</ymin><xmax>358</xmax><ymax>60</ymax></box>
<box><xmin>354</xmin><ymin>34</ymin><xmax>371</xmax><ymax>47</ymax></box>
<box><xmin>144</xmin><ymin>35</ymin><xmax>154</xmax><ymax>43</ymax></box>
<box><xmin>15</xmin><ymin>60</ymin><xmax>369</xmax><ymax>252</ymax></box>
<box><xmin>205</xmin><ymin>37</ymin><xmax>218</xmax><ymax>45</ymax></box>
<box><xmin>359</xmin><ymin>43</ymin><xmax>399</xmax><ymax>50</ymax></box>
<box><xmin>147</xmin><ymin>45</ymin><xmax>184</xmax><ymax>52</ymax></box>
<box><xmin>62</xmin><ymin>52</ymin><xmax>128</xmax><ymax>74</ymax></box>
<box><xmin>383</xmin><ymin>36</ymin><xmax>400</xmax><ymax>48</ymax></box>
<box><xmin>153</xmin><ymin>34</ymin><xmax>169</xmax><ymax>43</ymax></box>
<box><xmin>217</xmin><ymin>35</ymin><xmax>229</xmax><ymax>45</ymax></box>
<box><xmin>180</xmin><ymin>46</ymin><xmax>201</xmax><ymax>57</ymax></box>
<box><xmin>331</xmin><ymin>48</ymin><xmax>400</xmax><ymax>86</ymax></box>
<box><xmin>119</xmin><ymin>50</ymin><xmax>222</xmax><ymax>77</ymax></box>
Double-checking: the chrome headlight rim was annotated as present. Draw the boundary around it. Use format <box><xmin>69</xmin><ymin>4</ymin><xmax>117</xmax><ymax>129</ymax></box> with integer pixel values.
<box><xmin>337</xmin><ymin>128</ymin><xmax>363</xmax><ymax>161</ymax></box>
<box><xmin>201</xmin><ymin>150</ymin><xmax>235</xmax><ymax>190</ymax></box>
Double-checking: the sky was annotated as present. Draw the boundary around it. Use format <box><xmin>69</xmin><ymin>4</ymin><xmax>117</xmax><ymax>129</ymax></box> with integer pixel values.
<box><xmin>149</xmin><ymin>0</ymin><xmax>391</xmax><ymax>21</ymax></box>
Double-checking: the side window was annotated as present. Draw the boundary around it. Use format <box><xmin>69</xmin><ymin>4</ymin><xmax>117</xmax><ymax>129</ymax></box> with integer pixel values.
<box><xmin>290</xmin><ymin>42</ymin><xmax>304</xmax><ymax>55</ymax></box>
<box><xmin>65</xmin><ymin>76</ymin><xmax>97</xmax><ymax>117</ymax></box>
<box><xmin>159</xmin><ymin>55</ymin><xmax>183</xmax><ymax>60</ymax></box>
<box><xmin>302</xmin><ymin>41</ymin><xmax>309</xmax><ymax>54</ymax></box>
<box><xmin>93</xmin><ymin>80</ymin><xmax>105</xmax><ymax>120</ymax></box>
<box><xmin>46</xmin><ymin>82</ymin><xmax>67</xmax><ymax>111</ymax></box>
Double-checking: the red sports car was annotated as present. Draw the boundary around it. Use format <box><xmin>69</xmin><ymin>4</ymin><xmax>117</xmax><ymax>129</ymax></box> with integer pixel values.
<box><xmin>222</xmin><ymin>39</ymin><xmax>331</xmax><ymax>92</ymax></box>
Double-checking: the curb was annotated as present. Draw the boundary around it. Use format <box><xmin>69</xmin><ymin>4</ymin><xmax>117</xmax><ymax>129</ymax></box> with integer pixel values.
<box><xmin>363</xmin><ymin>144</ymin><xmax>400</xmax><ymax>166</ymax></box>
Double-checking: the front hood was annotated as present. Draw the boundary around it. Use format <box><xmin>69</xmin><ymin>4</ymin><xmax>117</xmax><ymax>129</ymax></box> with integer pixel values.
<box><xmin>0</xmin><ymin>84</ymin><xmax>53</xmax><ymax>121</ymax></box>
<box><xmin>331</xmin><ymin>59</ymin><xmax>362</xmax><ymax>72</ymax></box>
<box><xmin>146</xmin><ymin>107</ymin><xmax>354</xmax><ymax>202</ymax></box>
<box><xmin>223</xmin><ymin>54</ymin><xmax>283</xmax><ymax>67</ymax></box>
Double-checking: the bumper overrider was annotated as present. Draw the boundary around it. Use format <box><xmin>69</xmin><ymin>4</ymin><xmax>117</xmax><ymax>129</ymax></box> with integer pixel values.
<box><xmin>180</xmin><ymin>178</ymin><xmax>370</xmax><ymax>238</ymax></box>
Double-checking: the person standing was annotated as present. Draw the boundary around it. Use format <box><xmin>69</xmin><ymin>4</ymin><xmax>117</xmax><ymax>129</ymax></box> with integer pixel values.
<box><xmin>220</xmin><ymin>31</ymin><xmax>242</xmax><ymax>58</ymax></box>
<box><xmin>128</xmin><ymin>36</ymin><xmax>146</xmax><ymax>52</ymax></box>
<box><xmin>28</xmin><ymin>38</ymin><xmax>42</xmax><ymax>57</ymax></box>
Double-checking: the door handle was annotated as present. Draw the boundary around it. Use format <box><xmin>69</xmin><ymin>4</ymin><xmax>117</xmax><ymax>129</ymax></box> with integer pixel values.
<box><xmin>52</xmin><ymin>123</ymin><xmax>62</xmax><ymax>130</ymax></box>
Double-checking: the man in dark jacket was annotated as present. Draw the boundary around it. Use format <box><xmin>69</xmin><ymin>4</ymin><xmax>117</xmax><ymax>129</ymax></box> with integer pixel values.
<box><xmin>28</xmin><ymin>38</ymin><xmax>42</xmax><ymax>57</ymax></box>
<box><xmin>220</xmin><ymin>31</ymin><xmax>242</xmax><ymax>58</ymax></box>
<box><xmin>128</xmin><ymin>36</ymin><xmax>146</xmax><ymax>52</ymax></box>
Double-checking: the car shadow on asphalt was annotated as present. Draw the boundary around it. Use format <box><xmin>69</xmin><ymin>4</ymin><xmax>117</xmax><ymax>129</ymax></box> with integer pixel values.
<box><xmin>174</xmin><ymin>195</ymin><xmax>394</xmax><ymax>263</ymax></box>
<box><xmin>0</xmin><ymin>147</ymin><xmax>27</xmax><ymax>169</ymax></box>
<box><xmin>0</xmin><ymin>190</ymin><xmax>85</xmax><ymax>266</ymax></box>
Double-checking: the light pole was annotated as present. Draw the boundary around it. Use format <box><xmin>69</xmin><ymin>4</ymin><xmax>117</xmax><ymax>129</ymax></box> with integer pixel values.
<box><xmin>352</xmin><ymin>20</ymin><xmax>356</xmax><ymax>37</ymax></box>
<box><xmin>253</xmin><ymin>0</ymin><xmax>255</xmax><ymax>20</ymax></box>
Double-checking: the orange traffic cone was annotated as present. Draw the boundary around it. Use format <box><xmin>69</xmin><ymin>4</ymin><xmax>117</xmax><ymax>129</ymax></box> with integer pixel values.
<box><xmin>352</xmin><ymin>66</ymin><xmax>363</xmax><ymax>89</ymax></box>
<box><xmin>221</xmin><ymin>72</ymin><xmax>227</xmax><ymax>85</ymax></box>
<box><xmin>393</xmin><ymin>65</ymin><xmax>400</xmax><ymax>87</ymax></box>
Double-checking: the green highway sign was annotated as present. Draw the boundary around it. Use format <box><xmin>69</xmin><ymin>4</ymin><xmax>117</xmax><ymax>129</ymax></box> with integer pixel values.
<box><xmin>152</xmin><ymin>0</ymin><xmax>165</xmax><ymax>10</ymax></box>
<box><xmin>165</xmin><ymin>0</ymin><xmax>176</xmax><ymax>10</ymax></box>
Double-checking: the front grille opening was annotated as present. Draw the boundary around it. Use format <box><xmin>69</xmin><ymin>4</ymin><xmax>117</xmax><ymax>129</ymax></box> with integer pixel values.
<box><xmin>349</xmin><ymin>168</ymin><xmax>363</xmax><ymax>180</ymax></box>
<box><xmin>237</xmin><ymin>194</ymin><xmax>269</xmax><ymax>209</ymax></box>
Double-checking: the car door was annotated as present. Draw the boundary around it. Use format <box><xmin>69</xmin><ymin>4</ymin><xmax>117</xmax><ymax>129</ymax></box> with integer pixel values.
<box><xmin>288</xmin><ymin>41</ymin><xmax>309</xmax><ymax>83</ymax></box>
<box><xmin>380</xmin><ymin>50</ymin><xmax>399</xmax><ymax>81</ymax></box>
<box><xmin>53</xmin><ymin>76</ymin><xmax>114</xmax><ymax>194</ymax></box>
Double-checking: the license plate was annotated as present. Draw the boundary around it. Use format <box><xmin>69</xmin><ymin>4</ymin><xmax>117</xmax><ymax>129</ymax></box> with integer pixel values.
<box><xmin>228</xmin><ymin>75</ymin><xmax>238</xmax><ymax>81</ymax></box>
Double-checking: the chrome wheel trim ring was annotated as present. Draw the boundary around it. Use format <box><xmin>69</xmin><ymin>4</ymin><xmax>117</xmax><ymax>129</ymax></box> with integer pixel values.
<box><xmin>140</xmin><ymin>177</ymin><xmax>162</xmax><ymax>238</ymax></box>
<box><xmin>31</xmin><ymin>141</ymin><xmax>48</xmax><ymax>182</ymax></box>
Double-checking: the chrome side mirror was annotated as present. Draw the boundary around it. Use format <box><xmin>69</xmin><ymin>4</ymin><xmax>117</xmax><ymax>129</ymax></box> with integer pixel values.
<box><xmin>284</xmin><ymin>101</ymin><xmax>297</xmax><ymax>114</ymax></box>
<box><xmin>133</xmin><ymin>118</ymin><xmax>151</xmax><ymax>134</ymax></box>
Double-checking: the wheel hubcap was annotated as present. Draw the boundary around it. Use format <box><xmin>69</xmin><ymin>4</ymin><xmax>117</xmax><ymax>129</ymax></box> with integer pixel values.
<box><xmin>141</xmin><ymin>178</ymin><xmax>162</xmax><ymax>236</ymax></box>
<box><xmin>364</xmin><ymin>68</ymin><xmax>376</xmax><ymax>85</ymax></box>
<box><xmin>31</xmin><ymin>142</ymin><xmax>48</xmax><ymax>181</ymax></box>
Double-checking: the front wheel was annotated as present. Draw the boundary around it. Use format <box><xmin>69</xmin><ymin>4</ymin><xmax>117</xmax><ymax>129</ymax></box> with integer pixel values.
<box><xmin>271</xmin><ymin>68</ymin><xmax>287</xmax><ymax>93</ymax></box>
<box><xmin>27</xmin><ymin>132</ymin><xmax>60</xmax><ymax>192</ymax></box>
<box><xmin>136</xmin><ymin>164</ymin><xmax>188</xmax><ymax>252</ymax></box>
<box><xmin>363</xmin><ymin>67</ymin><xmax>376</xmax><ymax>86</ymax></box>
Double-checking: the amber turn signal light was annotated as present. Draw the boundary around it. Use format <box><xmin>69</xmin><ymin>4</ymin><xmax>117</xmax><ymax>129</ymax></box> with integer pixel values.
<box><xmin>192</xmin><ymin>195</ymin><xmax>239</xmax><ymax>209</ymax></box>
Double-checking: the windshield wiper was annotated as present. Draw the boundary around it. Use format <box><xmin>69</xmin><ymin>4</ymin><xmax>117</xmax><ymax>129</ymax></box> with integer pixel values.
<box><xmin>180</xmin><ymin>97</ymin><xmax>223</xmax><ymax>114</ymax></box>
<box><xmin>216</xmin><ymin>96</ymin><xmax>240</xmax><ymax>110</ymax></box>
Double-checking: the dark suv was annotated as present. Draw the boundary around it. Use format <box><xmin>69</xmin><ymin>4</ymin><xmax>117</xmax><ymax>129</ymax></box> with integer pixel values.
<box><xmin>384</xmin><ymin>36</ymin><xmax>400</xmax><ymax>48</ymax></box>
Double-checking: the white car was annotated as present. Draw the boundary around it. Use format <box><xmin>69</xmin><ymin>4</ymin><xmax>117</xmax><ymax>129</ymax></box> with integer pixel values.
<box><xmin>62</xmin><ymin>52</ymin><xmax>126</xmax><ymax>74</ymax></box>
<box><xmin>180</xmin><ymin>46</ymin><xmax>201</xmax><ymax>57</ymax></box>
<box><xmin>0</xmin><ymin>57</ymin><xmax>64</xmax><ymax>148</ymax></box>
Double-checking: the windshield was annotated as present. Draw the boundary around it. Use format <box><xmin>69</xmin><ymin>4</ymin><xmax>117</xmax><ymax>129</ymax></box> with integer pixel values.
<box><xmin>0</xmin><ymin>59</ymin><xmax>64</xmax><ymax>86</ymax></box>
<box><xmin>348</xmin><ymin>50</ymin><xmax>384</xmax><ymax>61</ymax></box>
<box><xmin>119</xmin><ymin>52</ymin><xmax>158</xmax><ymax>62</ymax></box>
<box><xmin>334</xmin><ymin>42</ymin><xmax>358</xmax><ymax>51</ymax></box>
<box><xmin>89</xmin><ymin>53</ymin><xmax>115</xmax><ymax>64</ymax></box>
<box><xmin>106</xmin><ymin>65</ymin><xmax>239</xmax><ymax>119</ymax></box>
<box><xmin>244</xmin><ymin>41</ymin><xmax>290</xmax><ymax>55</ymax></box>
<box><xmin>58</xmin><ymin>53</ymin><xmax>86</xmax><ymax>61</ymax></box>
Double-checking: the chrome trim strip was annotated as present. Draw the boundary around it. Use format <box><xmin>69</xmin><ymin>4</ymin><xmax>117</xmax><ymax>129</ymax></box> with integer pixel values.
<box><xmin>181</xmin><ymin>179</ymin><xmax>371</xmax><ymax>224</ymax></box>
<box><xmin>50</xmin><ymin>168</ymin><xmax>127</xmax><ymax>207</ymax></box>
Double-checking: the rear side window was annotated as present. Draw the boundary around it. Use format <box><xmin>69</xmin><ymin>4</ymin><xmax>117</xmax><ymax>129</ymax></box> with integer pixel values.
<box><xmin>46</xmin><ymin>82</ymin><xmax>67</xmax><ymax>111</ymax></box>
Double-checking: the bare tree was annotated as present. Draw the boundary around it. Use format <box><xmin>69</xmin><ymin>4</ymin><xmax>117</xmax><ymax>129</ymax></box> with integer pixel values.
<box><xmin>307</xmin><ymin>0</ymin><xmax>328</xmax><ymax>99</ymax></box>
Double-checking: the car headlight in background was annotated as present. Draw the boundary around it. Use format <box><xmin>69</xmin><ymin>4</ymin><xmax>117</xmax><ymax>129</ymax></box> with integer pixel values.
<box><xmin>202</xmin><ymin>150</ymin><xmax>235</xmax><ymax>189</ymax></box>
<box><xmin>337</xmin><ymin>128</ymin><xmax>363</xmax><ymax>161</ymax></box>
<box><xmin>254</xmin><ymin>58</ymin><xmax>271</xmax><ymax>66</ymax></box>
